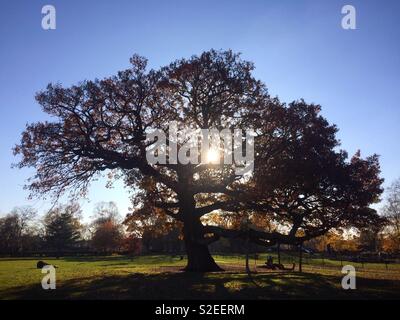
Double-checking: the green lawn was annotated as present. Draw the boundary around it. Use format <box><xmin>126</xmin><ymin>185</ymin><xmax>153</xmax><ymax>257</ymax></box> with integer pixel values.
<box><xmin>0</xmin><ymin>254</ymin><xmax>399</xmax><ymax>299</ymax></box>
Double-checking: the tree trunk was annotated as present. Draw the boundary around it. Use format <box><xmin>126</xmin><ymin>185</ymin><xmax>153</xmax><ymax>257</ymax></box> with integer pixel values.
<box><xmin>277</xmin><ymin>242</ymin><xmax>281</xmax><ymax>265</ymax></box>
<box><xmin>181</xmin><ymin>205</ymin><xmax>222</xmax><ymax>272</ymax></box>
<box><xmin>298</xmin><ymin>244</ymin><xmax>303</xmax><ymax>272</ymax></box>
<box><xmin>178</xmin><ymin>182</ymin><xmax>223</xmax><ymax>272</ymax></box>
<box><xmin>183</xmin><ymin>238</ymin><xmax>223</xmax><ymax>272</ymax></box>
<box><xmin>245</xmin><ymin>237</ymin><xmax>251</xmax><ymax>274</ymax></box>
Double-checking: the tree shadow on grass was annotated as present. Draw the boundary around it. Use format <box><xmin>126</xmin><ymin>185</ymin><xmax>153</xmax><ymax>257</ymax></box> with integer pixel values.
<box><xmin>1</xmin><ymin>271</ymin><xmax>399</xmax><ymax>300</ymax></box>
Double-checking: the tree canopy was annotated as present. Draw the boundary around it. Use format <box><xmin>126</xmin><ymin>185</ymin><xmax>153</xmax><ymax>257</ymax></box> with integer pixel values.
<box><xmin>90</xmin><ymin>201</ymin><xmax>124</xmax><ymax>253</ymax></box>
<box><xmin>43</xmin><ymin>203</ymin><xmax>82</xmax><ymax>255</ymax></box>
<box><xmin>14</xmin><ymin>50</ymin><xmax>384</xmax><ymax>271</ymax></box>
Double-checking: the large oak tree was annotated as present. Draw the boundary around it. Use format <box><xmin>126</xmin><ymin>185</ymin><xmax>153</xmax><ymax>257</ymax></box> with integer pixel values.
<box><xmin>14</xmin><ymin>50</ymin><xmax>383</xmax><ymax>271</ymax></box>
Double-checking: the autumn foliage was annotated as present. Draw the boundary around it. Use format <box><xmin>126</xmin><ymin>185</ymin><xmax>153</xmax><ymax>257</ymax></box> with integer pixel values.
<box><xmin>14</xmin><ymin>50</ymin><xmax>384</xmax><ymax>271</ymax></box>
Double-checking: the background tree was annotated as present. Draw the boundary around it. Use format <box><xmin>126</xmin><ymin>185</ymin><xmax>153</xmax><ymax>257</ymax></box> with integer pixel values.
<box><xmin>121</xmin><ymin>234</ymin><xmax>142</xmax><ymax>256</ymax></box>
<box><xmin>92</xmin><ymin>201</ymin><xmax>120</xmax><ymax>222</ymax></box>
<box><xmin>358</xmin><ymin>227</ymin><xmax>384</xmax><ymax>252</ymax></box>
<box><xmin>0</xmin><ymin>206</ymin><xmax>37</xmax><ymax>255</ymax></box>
<box><xmin>124</xmin><ymin>203</ymin><xmax>183</xmax><ymax>253</ymax></box>
<box><xmin>91</xmin><ymin>201</ymin><xmax>124</xmax><ymax>253</ymax></box>
<box><xmin>382</xmin><ymin>178</ymin><xmax>400</xmax><ymax>252</ymax></box>
<box><xmin>44</xmin><ymin>203</ymin><xmax>82</xmax><ymax>256</ymax></box>
<box><xmin>15</xmin><ymin>50</ymin><xmax>384</xmax><ymax>271</ymax></box>
<box><xmin>306</xmin><ymin>230</ymin><xmax>359</xmax><ymax>254</ymax></box>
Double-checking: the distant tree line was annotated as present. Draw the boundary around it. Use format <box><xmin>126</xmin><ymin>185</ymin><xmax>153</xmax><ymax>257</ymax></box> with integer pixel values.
<box><xmin>0</xmin><ymin>201</ymin><xmax>139</xmax><ymax>257</ymax></box>
<box><xmin>1</xmin><ymin>178</ymin><xmax>400</xmax><ymax>257</ymax></box>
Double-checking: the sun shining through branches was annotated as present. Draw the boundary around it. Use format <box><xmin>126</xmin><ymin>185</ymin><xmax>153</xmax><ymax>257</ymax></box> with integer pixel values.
<box><xmin>206</xmin><ymin>149</ymin><xmax>220</xmax><ymax>164</ymax></box>
<box><xmin>15</xmin><ymin>50</ymin><xmax>384</xmax><ymax>272</ymax></box>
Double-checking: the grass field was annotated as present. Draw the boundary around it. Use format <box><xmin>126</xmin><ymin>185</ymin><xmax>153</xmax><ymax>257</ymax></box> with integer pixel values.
<box><xmin>0</xmin><ymin>254</ymin><xmax>399</xmax><ymax>300</ymax></box>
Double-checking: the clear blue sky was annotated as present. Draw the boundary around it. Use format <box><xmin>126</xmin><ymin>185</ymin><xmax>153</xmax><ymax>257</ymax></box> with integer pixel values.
<box><xmin>1</xmin><ymin>0</ymin><xmax>399</xmax><ymax>221</ymax></box>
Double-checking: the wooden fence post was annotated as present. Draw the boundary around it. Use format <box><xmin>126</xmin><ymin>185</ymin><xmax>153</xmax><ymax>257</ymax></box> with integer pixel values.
<box><xmin>277</xmin><ymin>242</ymin><xmax>281</xmax><ymax>265</ymax></box>
<box><xmin>299</xmin><ymin>243</ymin><xmax>303</xmax><ymax>272</ymax></box>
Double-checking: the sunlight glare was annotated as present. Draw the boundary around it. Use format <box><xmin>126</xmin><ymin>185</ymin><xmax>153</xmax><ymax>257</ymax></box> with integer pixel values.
<box><xmin>206</xmin><ymin>149</ymin><xmax>220</xmax><ymax>164</ymax></box>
